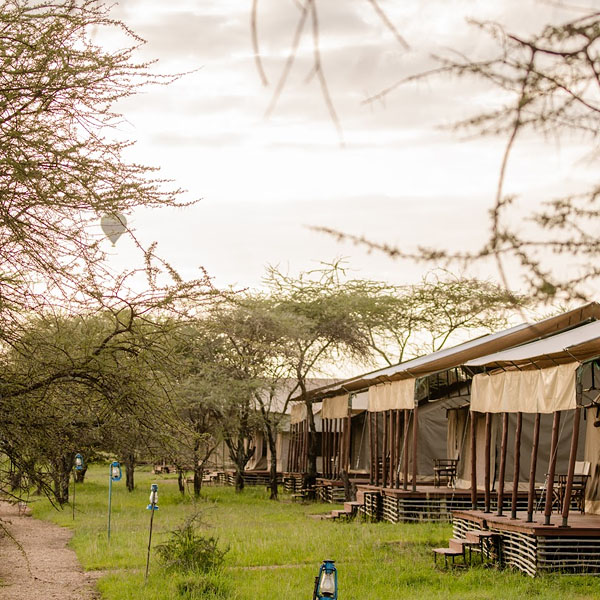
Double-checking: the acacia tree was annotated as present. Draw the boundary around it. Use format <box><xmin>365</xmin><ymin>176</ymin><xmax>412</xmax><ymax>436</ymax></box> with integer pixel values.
<box><xmin>366</xmin><ymin>271</ymin><xmax>526</xmax><ymax>366</ymax></box>
<box><xmin>308</xmin><ymin>7</ymin><xmax>600</xmax><ymax>303</ymax></box>
<box><xmin>0</xmin><ymin>0</ymin><xmax>219</xmax><ymax>502</ymax></box>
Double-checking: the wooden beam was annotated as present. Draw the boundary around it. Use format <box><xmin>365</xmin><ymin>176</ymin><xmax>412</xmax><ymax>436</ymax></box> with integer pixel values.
<box><xmin>484</xmin><ymin>412</ymin><xmax>492</xmax><ymax>513</ymax></box>
<box><xmin>412</xmin><ymin>403</ymin><xmax>418</xmax><ymax>492</ymax></box>
<box><xmin>470</xmin><ymin>411</ymin><xmax>477</xmax><ymax>510</ymax></box>
<box><xmin>403</xmin><ymin>409</ymin><xmax>409</xmax><ymax>490</ymax></box>
<box><xmin>527</xmin><ymin>413</ymin><xmax>541</xmax><ymax>522</ymax></box>
<box><xmin>394</xmin><ymin>410</ymin><xmax>401</xmax><ymax>488</ymax></box>
<box><xmin>544</xmin><ymin>411</ymin><xmax>561</xmax><ymax>526</ymax></box>
<box><xmin>562</xmin><ymin>406</ymin><xmax>581</xmax><ymax>527</ymax></box>
<box><xmin>511</xmin><ymin>412</ymin><xmax>522</xmax><ymax>519</ymax></box>
<box><xmin>382</xmin><ymin>410</ymin><xmax>388</xmax><ymax>487</ymax></box>
<box><xmin>374</xmin><ymin>412</ymin><xmax>380</xmax><ymax>486</ymax></box>
<box><xmin>369</xmin><ymin>414</ymin><xmax>373</xmax><ymax>484</ymax></box>
<box><xmin>497</xmin><ymin>413</ymin><xmax>509</xmax><ymax>516</ymax></box>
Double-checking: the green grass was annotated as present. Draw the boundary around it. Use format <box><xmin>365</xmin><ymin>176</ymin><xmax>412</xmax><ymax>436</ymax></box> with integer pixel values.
<box><xmin>31</xmin><ymin>464</ymin><xmax>600</xmax><ymax>599</ymax></box>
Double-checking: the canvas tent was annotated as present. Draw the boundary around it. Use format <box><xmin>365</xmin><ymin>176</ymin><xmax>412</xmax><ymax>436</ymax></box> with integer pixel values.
<box><xmin>464</xmin><ymin>317</ymin><xmax>600</xmax><ymax>524</ymax></box>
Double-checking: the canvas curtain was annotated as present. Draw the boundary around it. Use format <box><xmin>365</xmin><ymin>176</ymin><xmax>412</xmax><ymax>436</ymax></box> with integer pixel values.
<box><xmin>322</xmin><ymin>394</ymin><xmax>349</xmax><ymax>419</ymax></box>
<box><xmin>290</xmin><ymin>403</ymin><xmax>307</xmax><ymax>424</ymax></box>
<box><xmin>471</xmin><ymin>362</ymin><xmax>578</xmax><ymax>414</ymax></box>
<box><xmin>367</xmin><ymin>379</ymin><xmax>415</xmax><ymax>412</ymax></box>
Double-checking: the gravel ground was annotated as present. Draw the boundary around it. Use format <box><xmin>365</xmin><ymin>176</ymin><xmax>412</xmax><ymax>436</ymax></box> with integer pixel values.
<box><xmin>0</xmin><ymin>501</ymin><xmax>100</xmax><ymax>600</ymax></box>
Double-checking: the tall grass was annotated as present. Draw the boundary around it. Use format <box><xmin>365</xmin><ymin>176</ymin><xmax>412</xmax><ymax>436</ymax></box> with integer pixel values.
<box><xmin>31</xmin><ymin>465</ymin><xmax>600</xmax><ymax>599</ymax></box>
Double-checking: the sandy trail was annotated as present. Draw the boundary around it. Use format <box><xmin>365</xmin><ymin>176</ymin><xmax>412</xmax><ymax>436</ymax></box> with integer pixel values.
<box><xmin>0</xmin><ymin>502</ymin><xmax>100</xmax><ymax>600</ymax></box>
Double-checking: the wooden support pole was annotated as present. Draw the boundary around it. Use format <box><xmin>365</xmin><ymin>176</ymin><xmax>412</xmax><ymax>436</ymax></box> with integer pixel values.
<box><xmin>346</xmin><ymin>414</ymin><xmax>352</xmax><ymax>474</ymax></box>
<box><xmin>484</xmin><ymin>412</ymin><xmax>492</xmax><ymax>513</ymax></box>
<box><xmin>388</xmin><ymin>410</ymin><xmax>395</xmax><ymax>488</ymax></box>
<box><xmin>403</xmin><ymin>409</ymin><xmax>409</xmax><ymax>490</ymax></box>
<box><xmin>511</xmin><ymin>412</ymin><xmax>522</xmax><ymax>519</ymax></box>
<box><xmin>369</xmin><ymin>414</ymin><xmax>373</xmax><ymax>484</ymax></box>
<box><xmin>322</xmin><ymin>419</ymin><xmax>328</xmax><ymax>477</ymax></box>
<box><xmin>562</xmin><ymin>406</ymin><xmax>581</xmax><ymax>527</ymax></box>
<box><xmin>527</xmin><ymin>413</ymin><xmax>541</xmax><ymax>522</ymax></box>
<box><xmin>544</xmin><ymin>411</ymin><xmax>561</xmax><ymax>526</ymax></box>
<box><xmin>381</xmin><ymin>410</ymin><xmax>388</xmax><ymax>487</ymax></box>
<box><xmin>374</xmin><ymin>413</ymin><xmax>380</xmax><ymax>486</ymax></box>
<box><xmin>497</xmin><ymin>413</ymin><xmax>509</xmax><ymax>516</ymax></box>
<box><xmin>412</xmin><ymin>403</ymin><xmax>418</xmax><ymax>492</ymax></box>
<box><xmin>470</xmin><ymin>411</ymin><xmax>477</xmax><ymax>510</ymax></box>
<box><xmin>334</xmin><ymin>419</ymin><xmax>340</xmax><ymax>479</ymax></box>
<box><xmin>395</xmin><ymin>410</ymin><xmax>401</xmax><ymax>488</ymax></box>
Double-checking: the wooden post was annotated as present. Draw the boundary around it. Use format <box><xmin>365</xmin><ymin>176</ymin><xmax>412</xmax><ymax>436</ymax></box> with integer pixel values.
<box><xmin>511</xmin><ymin>412</ymin><xmax>522</xmax><ymax>519</ymax></box>
<box><xmin>484</xmin><ymin>412</ymin><xmax>492</xmax><ymax>513</ymax></box>
<box><xmin>335</xmin><ymin>419</ymin><xmax>341</xmax><ymax>479</ymax></box>
<box><xmin>497</xmin><ymin>413</ymin><xmax>509</xmax><ymax>516</ymax></box>
<box><xmin>369</xmin><ymin>414</ymin><xmax>372</xmax><ymax>484</ymax></box>
<box><xmin>403</xmin><ymin>409</ymin><xmax>409</xmax><ymax>490</ymax></box>
<box><xmin>382</xmin><ymin>411</ymin><xmax>388</xmax><ymax>487</ymax></box>
<box><xmin>470</xmin><ymin>411</ymin><xmax>477</xmax><ymax>510</ymax></box>
<box><xmin>412</xmin><ymin>403</ymin><xmax>418</xmax><ymax>492</ymax></box>
<box><xmin>374</xmin><ymin>412</ymin><xmax>380</xmax><ymax>486</ymax></box>
<box><xmin>346</xmin><ymin>414</ymin><xmax>352</xmax><ymax>474</ymax></box>
<box><xmin>544</xmin><ymin>411</ymin><xmax>561</xmax><ymax>526</ymax></box>
<box><xmin>562</xmin><ymin>407</ymin><xmax>581</xmax><ymax>527</ymax></box>
<box><xmin>394</xmin><ymin>410</ymin><xmax>401</xmax><ymax>488</ymax></box>
<box><xmin>388</xmin><ymin>411</ymin><xmax>394</xmax><ymax>488</ymax></box>
<box><xmin>526</xmin><ymin>413</ymin><xmax>541</xmax><ymax>522</ymax></box>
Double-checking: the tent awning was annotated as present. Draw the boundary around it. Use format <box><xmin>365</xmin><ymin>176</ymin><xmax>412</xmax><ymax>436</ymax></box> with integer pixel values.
<box><xmin>465</xmin><ymin>319</ymin><xmax>600</xmax><ymax>369</ymax></box>
<box><xmin>471</xmin><ymin>363</ymin><xmax>578</xmax><ymax>413</ymax></box>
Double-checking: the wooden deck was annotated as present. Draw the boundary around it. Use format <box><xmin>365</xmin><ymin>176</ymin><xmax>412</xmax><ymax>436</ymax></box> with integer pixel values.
<box><xmin>452</xmin><ymin>509</ymin><xmax>600</xmax><ymax>576</ymax></box>
<box><xmin>357</xmin><ymin>484</ymin><xmax>531</xmax><ymax>523</ymax></box>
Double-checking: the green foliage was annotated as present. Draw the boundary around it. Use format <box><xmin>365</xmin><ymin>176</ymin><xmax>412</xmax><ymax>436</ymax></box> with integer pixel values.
<box><xmin>157</xmin><ymin>514</ymin><xmax>228</xmax><ymax>574</ymax></box>
<box><xmin>176</xmin><ymin>573</ymin><xmax>230</xmax><ymax>600</ymax></box>
<box><xmin>33</xmin><ymin>465</ymin><xmax>600</xmax><ymax>600</ymax></box>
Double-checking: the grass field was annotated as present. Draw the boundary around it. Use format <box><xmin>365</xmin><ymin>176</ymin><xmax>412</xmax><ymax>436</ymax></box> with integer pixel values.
<box><xmin>32</xmin><ymin>464</ymin><xmax>600</xmax><ymax>599</ymax></box>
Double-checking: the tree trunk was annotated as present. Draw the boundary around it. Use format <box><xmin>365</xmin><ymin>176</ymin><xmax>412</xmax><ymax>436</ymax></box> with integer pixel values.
<box><xmin>177</xmin><ymin>469</ymin><xmax>185</xmax><ymax>495</ymax></box>
<box><xmin>52</xmin><ymin>456</ymin><xmax>71</xmax><ymax>505</ymax></box>
<box><xmin>193</xmin><ymin>464</ymin><xmax>203</xmax><ymax>497</ymax></box>
<box><xmin>304</xmin><ymin>399</ymin><xmax>318</xmax><ymax>489</ymax></box>
<box><xmin>265</xmin><ymin>425</ymin><xmax>278</xmax><ymax>500</ymax></box>
<box><xmin>124</xmin><ymin>453</ymin><xmax>135</xmax><ymax>492</ymax></box>
<box><xmin>234</xmin><ymin>468</ymin><xmax>245</xmax><ymax>492</ymax></box>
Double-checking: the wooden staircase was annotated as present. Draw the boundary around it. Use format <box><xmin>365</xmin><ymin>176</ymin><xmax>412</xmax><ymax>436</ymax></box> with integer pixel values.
<box><xmin>433</xmin><ymin>530</ymin><xmax>498</xmax><ymax>568</ymax></box>
<box><xmin>321</xmin><ymin>501</ymin><xmax>362</xmax><ymax>521</ymax></box>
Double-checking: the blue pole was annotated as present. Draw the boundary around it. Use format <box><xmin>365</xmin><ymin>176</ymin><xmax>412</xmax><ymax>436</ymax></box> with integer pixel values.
<box><xmin>108</xmin><ymin>468</ymin><xmax>113</xmax><ymax>542</ymax></box>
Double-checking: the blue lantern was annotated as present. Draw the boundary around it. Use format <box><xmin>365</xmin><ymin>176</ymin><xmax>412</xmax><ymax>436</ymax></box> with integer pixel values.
<box><xmin>74</xmin><ymin>453</ymin><xmax>84</xmax><ymax>471</ymax></box>
<box><xmin>147</xmin><ymin>483</ymin><xmax>159</xmax><ymax>510</ymax></box>
<box><xmin>110</xmin><ymin>461</ymin><xmax>122</xmax><ymax>481</ymax></box>
<box><xmin>313</xmin><ymin>560</ymin><xmax>337</xmax><ymax>599</ymax></box>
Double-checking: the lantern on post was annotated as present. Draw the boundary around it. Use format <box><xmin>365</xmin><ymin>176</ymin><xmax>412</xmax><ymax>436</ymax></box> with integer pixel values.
<box><xmin>72</xmin><ymin>453</ymin><xmax>84</xmax><ymax>520</ymax></box>
<box><xmin>313</xmin><ymin>560</ymin><xmax>338</xmax><ymax>600</ymax></box>
<box><xmin>145</xmin><ymin>484</ymin><xmax>159</xmax><ymax>582</ymax></box>
<box><xmin>107</xmin><ymin>461</ymin><xmax>122</xmax><ymax>542</ymax></box>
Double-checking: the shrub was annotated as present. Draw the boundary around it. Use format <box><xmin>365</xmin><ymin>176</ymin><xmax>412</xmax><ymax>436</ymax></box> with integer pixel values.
<box><xmin>176</xmin><ymin>573</ymin><xmax>230</xmax><ymax>599</ymax></box>
<box><xmin>156</xmin><ymin>514</ymin><xmax>228</xmax><ymax>574</ymax></box>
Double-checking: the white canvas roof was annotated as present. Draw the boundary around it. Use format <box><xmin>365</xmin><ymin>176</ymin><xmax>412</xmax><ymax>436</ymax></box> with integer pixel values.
<box><xmin>297</xmin><ymin>302</ymin><xmax>600</xmax><ymax>401</ymax></box>
<box><xmin>466</xmin><ymin>320</ymin><xmax>600</xmax><ymax>369</ymax></box>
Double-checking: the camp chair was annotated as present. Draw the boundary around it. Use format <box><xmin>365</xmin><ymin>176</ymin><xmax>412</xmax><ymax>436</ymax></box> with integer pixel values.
<box><xmin>554</xmin><ymin>461</ymin><xmax>590</xmax><ymax>513</ymax></box>
<box><xmin>433</xmin><ymin>458</ymin><xmax>458</xmax><ymax>487</ymax></box>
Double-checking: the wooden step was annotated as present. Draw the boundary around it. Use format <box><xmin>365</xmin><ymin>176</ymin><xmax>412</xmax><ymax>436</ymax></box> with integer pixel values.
<box><xmin>449</xmin><ymin>538</ymin><xmax>468</xmax><ymax>552</ymax></box>
<box><xmin>432</xmin><ymin>547</ymin><xmax>463</xmax><ymax>556</ymax></box>
<box><xmin>465</xmin><ymin>530</ymin><xmax>495</xmax><ymax>543</ymax></box>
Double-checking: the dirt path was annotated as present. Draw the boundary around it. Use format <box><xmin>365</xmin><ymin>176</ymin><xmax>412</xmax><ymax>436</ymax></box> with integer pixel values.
<box><xmin>0</xmin><ymin>502</ymin><xmax>100</xmax><ymax>600</ymax></box>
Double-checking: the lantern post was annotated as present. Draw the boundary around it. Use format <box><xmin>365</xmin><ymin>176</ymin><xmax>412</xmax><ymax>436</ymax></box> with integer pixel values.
<box><xmin>72</xmin><ymin>453</ymin><xmax>84</xmax><ymax>520</ymax></box>
<box><xmin>145</xmin><ymin>483</ymin><xmax>159</xmax><ymax>582</ymax></box>
<box><xmin>107</xmin><ymin>461</ymin><xmax>122</xmax><ymax>542</ymax></box>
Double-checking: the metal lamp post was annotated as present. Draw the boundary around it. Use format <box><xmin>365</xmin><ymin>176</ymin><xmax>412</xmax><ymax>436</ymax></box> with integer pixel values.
<box><xmin>313</xmin><ymin>560</ymin><xmax>338</xmax><ymax>600</ymax></box>
<box><xmin>107</xmin><ymin>461</ymin><xmax>122</xmax><ymax>542</ymax></box>
<box><xmin>72</xmin><ymin>453</ymin><xmax>84</xmax><ymax>520</ymax></box>
<box><xmin>145</xmin><ymin>483</ymin><xmax>159</xmax><ymax>582</ymax></box>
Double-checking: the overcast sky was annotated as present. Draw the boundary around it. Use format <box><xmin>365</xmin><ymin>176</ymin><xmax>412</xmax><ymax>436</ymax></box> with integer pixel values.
<box><xmin>97</xmin><ymin>0</ymin><xmax>597</xmax><ymax>294</ymax></box>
